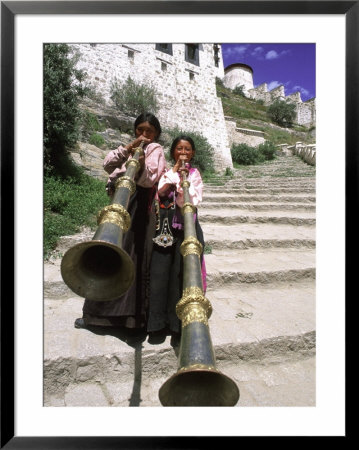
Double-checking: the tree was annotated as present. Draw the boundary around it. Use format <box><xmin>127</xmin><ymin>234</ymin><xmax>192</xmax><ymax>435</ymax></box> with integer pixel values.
<box><xmin>267</xmin><ymin>99</ymin><xmax>296</xmax><ymax>127</ymax></box>
<box><xmin>43</xmin><ymin>44</ymin><xmax>87</xmax><ymax>169</ymax></box>
<box><xmin>166</xmin><ymin>127</ymin><xmax>215</xmax><ymax>173</ymax></box>
<box><xmin>110</xmin><ymin>76</ymin><xmax>159</xmax><ymax>117</ymax></box>
<box><xmin>233</xmin><ymin>84</ymin><xmax>246</xmax><ymax>97</ymax></box>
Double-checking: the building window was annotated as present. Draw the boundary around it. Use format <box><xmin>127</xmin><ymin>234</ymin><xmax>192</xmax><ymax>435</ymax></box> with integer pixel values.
<box><xmin>213</xmin><ymin>44</ymin><xmax>220</xmax><ymax>67</ymax></box>
<box><xmin>161</xmin><ymin>61</ymin><xmax>167</xmax><ymax>72</ymax></box>
<box><xmin>128</xmin><ymin>49</ymin><xmax>134</xmax><ymax>59</ymax></box>
<box><xmin>185</xmin><ymin>44</ymin><xmax>199</xmax><ymax>66</ymax></box>
<box><xmin>189</xmin><ymin>72</ymin><xmax>195</xmax><ymax>81</ymax></box>
<box><xmin>156</xmin><ymin>43</ymin><xmax>173</xmax><ymax>56</ymax></box>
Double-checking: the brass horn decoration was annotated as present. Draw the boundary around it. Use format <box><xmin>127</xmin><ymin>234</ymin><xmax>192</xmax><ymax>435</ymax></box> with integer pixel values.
<box><xmin>159</xmin><ymin>161</ymin><xmax>240</xmax><ymax>406</ymax></box>
<box><xmin>60</xmin><ymin>143</ymin><xmax>145</xmax><ymax>302</ymax></box>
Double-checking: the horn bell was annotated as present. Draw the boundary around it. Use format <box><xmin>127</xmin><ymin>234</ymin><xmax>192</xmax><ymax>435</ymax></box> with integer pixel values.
<box><xmin>60</xmin><ymin>239</ymin><xmax>135</xmax><ymax>302</ymax></box>
<box><xmin>159</xmin><ymin>366</ymin><xmax>240</xmax><ymax>407</ymax></box>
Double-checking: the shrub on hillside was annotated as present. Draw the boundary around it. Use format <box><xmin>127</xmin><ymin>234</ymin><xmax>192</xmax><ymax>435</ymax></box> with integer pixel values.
<box><xmin>231</xmin><ymin>141</ymin><xmax>277</xmax><ymax>166</ymax></box>
<box><xmin>233</xmin><ymin>84</ymin><xmax>246</xmax><ymax>97</ymax></box>
<box><xmin>43</xmin><ymin>44</ymin><xmax>88</xmax><ymax>170</ymax></box>
<box><xmin>89</xmin><ymin>133</ymin><xmax>106</xmax><ymax>147</ymax></box>
<box><xmin>110</xmin><ymin>76</ymin><xmax>159</xmax><ymax>117</ymax></box>
<box><xmin>231</xmin><ymin>143</ymin><xmax>261</xmax><ymax>165</ymax></box>
<box><xmin>258</xmin><ymin>141</ymin><xmax>277</xmax><ymax>160</ymax></box>
<box><xmin>165</xmin><ymin>127</ymin><xmax>215</xmax><ymax>174</ymax></box>
<box><xmin>267</xmin><ymin>99</ymin><xmax>296</xmax><ymax>127</ymax></box>
<box><xmin>215</xmin><ymin>76</ymin><xmax>224</xmax><ymax>87</ymax></box>
<box><xmin>82</xmin><ymin>111</ymin><xmax>106</xmax><ymax>133</ymax></box>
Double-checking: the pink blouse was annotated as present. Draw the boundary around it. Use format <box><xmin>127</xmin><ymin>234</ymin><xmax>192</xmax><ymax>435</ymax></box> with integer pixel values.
<box><xmin>103</xmin><ymin>142</ymin><xmax>167</xmax><ymax>188</ymax></box>
<box><xmin>158</xmin><ymin>166</ymin><xmax>203</xmax><ymax>207</ymax></box>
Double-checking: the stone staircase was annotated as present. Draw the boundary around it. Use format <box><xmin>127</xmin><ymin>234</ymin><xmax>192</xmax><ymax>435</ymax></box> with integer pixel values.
<box><xmin>44</xmin><ymin>154</ymin><xmax>316</xmax><ymax>407</ymax></box>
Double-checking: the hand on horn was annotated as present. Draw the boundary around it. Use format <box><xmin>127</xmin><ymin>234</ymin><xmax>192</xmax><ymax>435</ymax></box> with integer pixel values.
<box><xmin>126</xmin><ymin>136</ymin><xmax>151</xmax><ymax>155</ymax></box>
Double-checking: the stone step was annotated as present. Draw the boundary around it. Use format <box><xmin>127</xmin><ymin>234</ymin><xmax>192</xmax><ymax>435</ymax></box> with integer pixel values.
<box><xmin>204</xmin><ymin>248</ymin><xmax>315</xmax><ymax>285</ymax></box>
<box><xmin>232</xmin><ymin>160</ymin><xmax>313</xmax><ymax>166</ymax></box>
<box><xmin>202</xmin><ymin>194</ymin><xmax>316</xmax><ymax>203</ymax></box>
<box><xmin>204</xmin><ymin>187</ymin><xmax>316</xmax><ymax>194</ymax></box>
<box><xmin>206</xmin><ymin>238</ymin><xmax>316</xmax><ymax>250</ymax></box>
<box><xmin>44</xmin><ymin>154</ymin><xmax>316</xmax><ymax>407</ymax></box>
<box><xmin>44</xmin><ymin>279</ymin><xmax>315</xmax><ymax>406</ymax></box>
<box><xmin>201</xmin><ymin>223</ymin><xmax>315</xmax><ymax>243</ymax></box>
<box><xmin>206</xmin><ymin>178</ymin><xmax>316</xmax><ymax>186</ymax></box>
<box><xmin>45</xmin><ymin>247</ymin><xmax>315</xmax><ymax>298</ymax></box>
<box><xmin>199</xmin><ymin>210</ymin><xmax>315</xmax><ymax>226</ymax></box>
<box><xmin>238</xmin><ymin>176</ymin><xmax>314</xmax><ymax>180</ymax></box>
<box><xmin>45</xmin><ymin>353</ymin><xmax>315</xmax><ymax>407</ymax></box>
<box><xmin>201</xmin><ymin>202</ymin><xmax>316</xmax><ymax>211</ymax></box>
<box><xmin>236</xmin><ymin>167</ymin><xmax>315</xmax><ymax>173</ymax></box>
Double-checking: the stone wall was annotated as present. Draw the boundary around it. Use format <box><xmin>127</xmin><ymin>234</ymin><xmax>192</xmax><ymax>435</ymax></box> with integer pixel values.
<box><xmin>281</xmin><ymin>142</ymin><xmax>316</xmax><ymax>166</ymax></box>
<box><xmin>223</xmin><ymin>64</ymin><xmax>254</xmax><ymax>94</ymax></box>
<box><xmin>248</xmin><ymin>83</ymin><xmax>286</xmax><ymax>105</ymax></box>
<box><xmin>248</xmin><ymin>83</ymin><xmax>315</xmax><ymax>127</ymax></box>
<box><xmin>70</xmin><ymin>43</ymin><xmax>233</xmax><ymax>171</ymax></box>
<box><xmin>295</xmin><ymin>99</ymin><xmax>316</xmax><ymax>127</ymax></box>
<box><xmin>225</xmin><ymin>120</ymin><xmax>265</xmax><ymax>147</ymax></box>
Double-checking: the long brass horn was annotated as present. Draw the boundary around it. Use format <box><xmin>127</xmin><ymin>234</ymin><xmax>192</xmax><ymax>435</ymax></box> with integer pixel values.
<box><xmin>159</xmin><ymin>160</ymin><xmax>240</xmax><ymax>406</ymax></box>
<box><xmin>60</xmin><ymin>143</ymin><xmax>145</xmax><ymax>302</ymax></box>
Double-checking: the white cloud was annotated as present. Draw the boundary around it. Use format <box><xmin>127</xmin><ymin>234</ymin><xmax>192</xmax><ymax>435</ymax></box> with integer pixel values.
<box><xmin>265</xmin><ymin>49</ymin><xmax>291</xmax><ymax>60</ymax></box>
<box><xmin>266</xmin><ymin>50</ymin><xmax>279</xmax><ymax>60</ymax></box>
<box><xmin>267</xmin><ymin>80</ymin><xmax>282</xmax><ymax>90</ymax></box>
<box><xmin>222</xmin><ymin>45</ymin><xmax>248</xmax><ymax>58</ymax></box>
<box><xmin>293</xmin><ymin>85</ymin><xmax>310</xmax><ymax>96</ymax></box>
<box><xmin>251</xmin><ymin>47</ymin><xmax>264</xmax><ymax>58</ymax></box>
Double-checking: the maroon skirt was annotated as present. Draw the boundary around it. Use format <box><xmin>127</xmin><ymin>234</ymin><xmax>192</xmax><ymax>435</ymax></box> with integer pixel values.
<box><xmin>81</xmin><ymin>185</ymin><xmax>157</xmax><ymax>329</ymax></box>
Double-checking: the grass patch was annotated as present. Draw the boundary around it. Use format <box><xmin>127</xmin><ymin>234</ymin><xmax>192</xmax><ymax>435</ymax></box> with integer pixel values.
<box><xmin>89</xmin><ymin>133</ymin><xmax>106</xmax><ymax>147</ymax></box>
<box><xmin>204</xmin><ymin>243</ymin><xmax>212</xmax><ymax>254</ymax></box>
<box><xmin>44</xmin><ymin>171</ymin><xmax>108</xmax><ymax>259</ymax></box>
<box><xmin>82</xmin><ymin>111</ymin><xmax>106</xmax><ymax>133</ymax></box>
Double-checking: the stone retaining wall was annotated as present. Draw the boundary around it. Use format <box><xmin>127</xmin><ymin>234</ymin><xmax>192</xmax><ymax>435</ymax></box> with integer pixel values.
<box><xmin>225</xmin><ymin>120</ymin><xmax>265</xmax><ymax>147</ymax></box>
<box><xmin>278</xmin><ymin>142</ymin><xmax>316</xmax><ymax>166</ymax></box>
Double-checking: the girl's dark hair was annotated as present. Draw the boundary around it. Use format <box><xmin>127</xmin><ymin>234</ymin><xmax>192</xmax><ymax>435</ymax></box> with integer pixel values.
<box><xmin>134</xmin><ymin>112</ymin><xmax>162</xmax><ymax>139</ymax></box>
<box><xmin>170</xmin><ymin>135</ymin><xmax>196</xmax><ymax>160</ymax></box>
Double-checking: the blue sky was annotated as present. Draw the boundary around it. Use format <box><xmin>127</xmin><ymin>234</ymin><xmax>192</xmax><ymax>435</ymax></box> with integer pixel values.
<box><xmin>221</xmin><ymin>44</ymin><xmax>316</xmax><ymax>102</ymax></box>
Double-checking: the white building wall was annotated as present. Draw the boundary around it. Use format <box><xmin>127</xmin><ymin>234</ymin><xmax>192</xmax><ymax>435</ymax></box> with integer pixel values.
<box><xmin>223</xmin><ymin>65</ymin><xmax>254</xmax><ymax>94</ymax></box>
<box><xmin>70</xmin><ymin>43</ymin><xmax>232</xmax><ymax>171</ymax></box>
<box><xmin>296</xmin><ymin>99</ymin><xmax>316</xmax><ymax>127</ymax></box>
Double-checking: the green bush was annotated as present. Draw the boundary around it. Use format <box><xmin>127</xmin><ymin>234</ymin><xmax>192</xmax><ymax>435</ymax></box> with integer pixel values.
<box><xmin>215</xmin><ymin>76</ymin><xmax>224</xmax><ymax>87</ymax></box>
<box><xmin>89</xmin><ymin>133</ymin><xmax>105</xmax><ymax>147</ymax></box>
<box><xmin>82</xmin><ymin>111</ymin><xmax>106</xmax><ymax>133</ymax></box>
<box><xmin>267</xmin><ymin>99</ymin><xmax>296</xmax><ymax>127</ymax></box>
<box><xmin>258</xmin><ymin>141</ymin><xmax>277</xmax><ymax>160</ymax></box>
<box><xmin>233</xmin><ymin>84</ymin><xmax>246</xmax><ymax>97</ymax></box>
<box><xmin>43</xmin><ymin>44</ymin><xmax>87</xmax><ymax>170</ymax></box>
<box><xmin>231</xmin><ymin>141</ymin><xmax>278</xmax><ymax>166</ymax></box>
<box><xmin>110</xmin><ymin>76</ymin><xmax>159</xmax><ymax>117</ymax></box>
<box><xmin>165</xmin><ymin>127</ymin><xmax>215</xmax><ymax>174</ymax></box>
<box><xmin>231</xmin><ymin>143</ymin><xmax>260</xmax><ymax>165</ymax></box>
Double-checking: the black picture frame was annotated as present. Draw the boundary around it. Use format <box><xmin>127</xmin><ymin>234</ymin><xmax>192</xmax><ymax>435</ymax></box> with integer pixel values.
<box><xmin>1</xmin><ymin>1</ymin><xmax>355</xmax><ymax>447</ymax></box>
